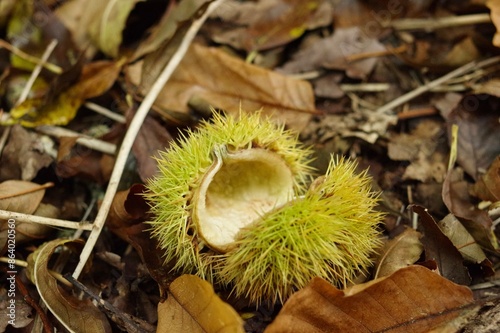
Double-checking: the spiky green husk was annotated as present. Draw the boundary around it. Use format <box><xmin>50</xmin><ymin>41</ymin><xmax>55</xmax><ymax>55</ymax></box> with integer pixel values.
<box><xmin>145</xmin><ymin>111</ymin><xmax>313</xmax><ymax>281</ymax></box>
<box><xmin>219</xmin><ymin>157</ymin><xmax>383</xmax><ymax>304</ymax></box>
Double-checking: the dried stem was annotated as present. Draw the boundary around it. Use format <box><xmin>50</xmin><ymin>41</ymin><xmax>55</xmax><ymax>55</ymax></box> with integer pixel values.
<box><xmin>16</xmin><ymin>39</ymin><xmax>58</xmax><ymax>106</ymax></box>
<box><xmin>0</xmin><ymin>182</ymin><xmax>54</xmax><ymax>200</ymax></box>
<box><xmin>376</xmin><ymin>56</ymin><xmax>500</xmax><ymax>114</ymax></box>
<box><xmin>0</xmin><ymin>210</ymin><xmax>93</xmax><ymax>230</ymax></box>
<box><xmin>72</xmin><ymin>0</ymin><xmax>227</xmax><ymax>279</ymax></box>
<box><xmin>36</xmin><ymin>125</ymin><xmax>117</xmax><ymax>155</ymax></box>
<box><xmin>0</xmin><ymin>39</ymin><xmax>62</xmax><ymax>74</ymax></box>
<box><xmin>388</xmin><ymin>13</ymin><xmax>491</xmax><ymax>31</ymax></box>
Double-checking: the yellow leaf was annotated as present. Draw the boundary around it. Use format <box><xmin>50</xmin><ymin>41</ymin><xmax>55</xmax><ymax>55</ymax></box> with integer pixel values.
<box><xmin>157</xmin><ymin>275</ymin><xmax>244</xmax><ymax>333</ymax></box>
<box><xmin>9</xmin><ymin>60</ymin><xmax>122</xmax><ymax>127</ymax></box>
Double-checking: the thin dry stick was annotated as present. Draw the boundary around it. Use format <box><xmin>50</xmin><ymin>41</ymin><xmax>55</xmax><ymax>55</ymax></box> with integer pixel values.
<box><xmin>72</xmin><ymin>0</ymin><xmax>227</xmax><ymax>279</ymax></box>
<box><xmin>36</xmin><ymin>125</ymin><xmax>117</xmax><ymax>155</ymax></box>
<box><xmin>0</xmin><ymin>39</ymin><xmax>62</xmax><ymax>74</ymax></box>
<box><xmin>0</xmin><ymin>182</ymin><xmax>54</xmax><ymax>200</ymax></box>
<box><xmin>16</xmin><ymin>39</ymin><xmax>58</xmax><ymax>106</ymax></box>
<box><xmin>376</xmin><ymin>56</ymin><xmax>500</xmax><ymax>114</ymax></box>
<box><xmin>0</xmin><ymin>210</ymin><xmax>93</xmax><ymax>230</ymax></box>
<box><xmin>85</xmin><ymin>102</ymin><xmax>126</xmax><ymax>124</ymax></box>
<box><xmin>388</xmin><ymin>13</ymin><xmax>491</xmax><ymax>31</ymax></box>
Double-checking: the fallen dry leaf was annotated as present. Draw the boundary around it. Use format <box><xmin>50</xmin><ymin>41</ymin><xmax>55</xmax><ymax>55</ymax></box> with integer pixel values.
<box><xmin>129</xmin><ymin>112</ymin><xmax>173</xmax><ymax>182</ymax></box>
<box><xmin>128</xmin><ymin>43</ymin><xmax>315</xmax><ymax>131</ymax></box>
<box><xmin>278</xmin><ymin>27</ymin><xmax>385</xmax><ymax>79</ymax></box>
<box><xmin>444</xmin><ymin>94</ymin><xmax>500</xmax><ymax>180</ymax></box>
<box><xmin>265</xmin><ymin>265</ymin><xmax>474</xmax><ymax>333</ymax></box>
<box><xmin>27</xmin><ymin>238</ymin><xmax>112</xmax><ymax>333</ymax></box>
<box><xmin>157</xmin><ymin>275</ymin><xmax>244</xmax><ymax>333</ymax></box>
<box><xmin>387</xmin><ymin>119</ymin><xmax>447</xmax><ymax>182</ymax></box>
<box><xmin>374</xmin><ymin>227</ymin><xmax>423</xmax><ymax>279</ymax></box>
<box><xmin>212</xmin><ymin>0</ymin><xmax>333</xmax><ymax>52</ymax></box>
<box><xmin>9</xmin><ymin>60</ymin><xmax>123</xmax><ymax>127</ymax></box>
<box><xmin>411</xmin><ymin>204</ymin><xmax>471</xmax><ymax>285</ymax></box>
<box><xmin>471</xmin><ymin>156</ymin><xmax>500</xmax><ymax>202</ymax></box>
<box><xmin>442</xmin><ymin>170</ymin><xmax>496</xmax><ymax>251</ymax></box>
<box><xmin>132</xmin><ymin>0</ymin><xmax>210</xmax><ymax>60</ymax></box>
<box><xmin>85</xmin><ymin>0</ymin><xmax>142</xmax><ymax>57</ymax></box>
<box><xmin>7</xmin><ymin>0</ymin><xmax>78</xmax><ymax>72</ymax></box>
<box><xmin>0</xmin><ymin>180</ymin><xmax>47</xmax><ymax>213</ymax></box>
<box><xmin>0</xmin><ymin>181</ymin><xmax>56</xmax><ymax>253</ymax></box>
<box><xmin>438</xmin><ymin>214</ymin><xmax>489</xmax><ymax>265</ymax></box>
<box><xmin>0</xmin><ymin>125</ymin><xmax>54</xmax><ymax>181</ymax></box>
<box><xmin>106</xmin><ymin>184</ymin><xmax>170</xmax><ymax>296</ymax></box>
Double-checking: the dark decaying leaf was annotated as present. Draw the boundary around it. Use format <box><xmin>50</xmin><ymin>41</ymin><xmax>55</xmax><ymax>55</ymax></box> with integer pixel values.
<box><xmin>26</xmin><ymin>239</ymin><xmax>112</xmax><ymax>333</ymax></box>
<box><xmin>278</xmin><ymin>27</ymin><xmax>385</xmax><ymax>79</ymax></box>
<box><xmin>0</xmin><ymin>125</ymin><xmax>54</xmax><ymax>181</ymax></box>
<box><xmin>129</xmin><ymin>112</ymin><xmax>173</xmax><ymax>182</ymax></box>
<box><xmin>212</xmin><ymin>0</ymin><xmax>333</xmax><ymax>52</ymax></box>
<box><xmin>107</xmin><ymin>184</ymin><xmax>170</xmax><ymax>297</ymax></box>
<box><xmin>444</xmin><ymin>94</ymin><xmax>500</xmax><ymax>180</ymax></box>
<box><xmin>7</xmin><ymin>0</ymin><xmax>78</xmax><ymax>72</ymax></box>
<box><xmin>157</xmin><ymin>275</ymin><xmax>244</xmax><ymax>333</ymax></box>
<box><xmin>132</xmin><ymin>0</ymin><xmax>211</xmax><ymax>61</ymax></box>
<box><xmin>265</xmin><ymin>265</ymin><xmax>475</xmax><ymax>333</ymax></box>
<box><xmin>410</xmin><ymin>204</ymin><xmax>471</xmax><ymax>285</ymax></box>
<box><xmin>442</xmin><ymin>171</ymin><xmax>496</xmax><ymax>251</ymax></box>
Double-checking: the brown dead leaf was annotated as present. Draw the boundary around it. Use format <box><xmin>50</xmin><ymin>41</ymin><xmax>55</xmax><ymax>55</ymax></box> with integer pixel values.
<box><xmin>129</xmin><ymin>112</ymin><xmax>173</xmax><ymax>182</ymax></box>
<box><xmin>374</xmin><ymin>227</ymin><xmax>423</xmax><ymax>279</ymax></box>
<box><xmin>0</xmin><ymin>180</ymin><xmax>48</xmax><ymax>213</ymax></box>
<box><xmin>438</xmin><ymin>214</ymin><xmax>488</xmax><ymax>265</ymax></box>
<box><xmin>444</xmin><ymin>95</ymin><xmax>500</xmax><ymax>180</ymax></box>
<box><xmin>27</xmin><ymin>239</ymin><xmax>112</xmax><ymax>333</ymax></box>
<box><xmin>278</xmin><ymin>27</ymin><xmax>385</xmax><ymax>79</ymax></box>
<box><xmin>0</xmin><ymin>125</ymin><xmax>55</xmax><ymax>181</ymax></box>
<box><xmin>157</xmin><ymin>275</ymin><xmax>244</xmax><ymax>333</ymax></box>
<box><xmin>0</xmin><ymin>182</ymin><xmax>56</xmax><ymax>253</ymax></box>
<box><xmin>132</xmin><ymin>0</ymin><xmax>210</xmax><ymax>60</ymax></box>
<box><xmin>56</xmin><ymin>149</ymin><xmax>114</xmax><ymax>185</ymax></box>
<box><xmin>265</xmin><ymin>265</ymin><xmax>474</xmax><ymax>333</ymax></box>
<box><xmin>387</xmin><ymin>119</ymin><xmax>447</xmax><ymax>182</ymax></box>
<box><xmin>106</xmin><ymin>184</ymin><xmax>170</xmax><ymax>296</ymax></box>
<box><xmin>442</xmin><ymin>170</ymin><xmax>496</xmax><ymax>251</ymax></box>
<box><xmin>212</xmin><ymin>0</ymin><xmax>333</xmax><ymax>52</ymax></box>
<box><xmin>411</xmin><ymin>204</ymin><xmax>471</xmax><ymax>285</ymax></box>
<box><xmin>128</xmin><ymin>43</ymin><xmax>315</xmax><ymax>131</ymax></box>
<box><xmin>471</xmin><ymin>156</ymin><xmax>500</xmax><ymax>202</ymax></box>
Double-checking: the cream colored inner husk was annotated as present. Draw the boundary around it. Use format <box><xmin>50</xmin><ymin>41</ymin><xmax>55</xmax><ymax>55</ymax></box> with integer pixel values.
<box><xmin>193</xmin><ymin>148</ymin><xmax>294</xmax><ymax>252</ymax></box>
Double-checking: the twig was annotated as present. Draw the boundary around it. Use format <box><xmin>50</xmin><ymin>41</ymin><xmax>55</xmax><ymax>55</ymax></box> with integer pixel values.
<box><xmin>346</xmin><ymin>44</ymin><xmax>407</xmax><ymax>62</ymax></box>
<box><xmin>85</xmin><ymin>102</ymin><xmax>126</xmax><ymax>124</ymax></box>
<box><xmin>15</xmin><ymin>275</ymin><xmax>54</xmax><ymax>333</ymax></box>
<box><xmin>0</xmin><ymin>210</ymin><xmax>93</xmax><ymax>230</ymax></box>
<box><xmin>397</xmin><ymin>107</ymin><xmax>438</xmax><ymax>120</ymax></box>
<box><xmin>36</xmin><ymin>125</ymin><xmax>117</xmax><ymax>155</ymax></box>
<box><xmin>16</xmin><ymin>39</ymin><xmax>58</xmax><ymax>106</ymax></box>
<box><xmin>388</xmin><ymin>13</ymin><xmax>491</xmax><ymax>31</ymax></box>
<box><xmin>0</xmin><ymin>39</ymin><xmax>62</xmax><ymax>74</ymax></box>
<box><xmin>376</xmin><ymin>56</ymin><xmax>500</xmax><ymax>114</ymax></box>
<box><xmin>72</xmin><ymin>0</ymin><xmax>227</xmax><ymax>279</ymax></box>
<box><xmin>0</xmin><ymin>182</ymin><xmax>54</xmax><ymax>200</ymax></box>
